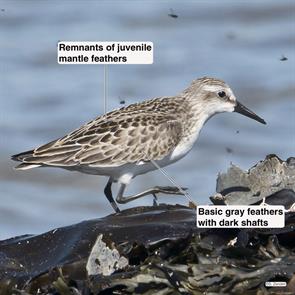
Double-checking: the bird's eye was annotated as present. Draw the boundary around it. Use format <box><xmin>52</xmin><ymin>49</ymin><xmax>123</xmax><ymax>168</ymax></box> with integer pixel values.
<box><xmin>218</xmin><ymin>91</ymin><xmax>226</xmax><ymax>98</ymax></box>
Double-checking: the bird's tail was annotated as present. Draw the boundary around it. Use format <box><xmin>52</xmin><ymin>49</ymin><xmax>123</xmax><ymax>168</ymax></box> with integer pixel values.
<box><xmin>11</xmin><ymin>150</ymin><xmax>41</xmax><ymax>170</ymax></box>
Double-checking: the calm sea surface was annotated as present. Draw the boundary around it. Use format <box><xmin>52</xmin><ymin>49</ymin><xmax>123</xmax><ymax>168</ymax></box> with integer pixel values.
<box><xmin>0</xmin><ymin>0</ymin><xmax>294</xmax><ymax>239</ymax></box>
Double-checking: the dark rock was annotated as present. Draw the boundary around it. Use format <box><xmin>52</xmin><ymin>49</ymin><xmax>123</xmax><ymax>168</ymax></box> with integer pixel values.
<box><xmin>0</xmin><ymin>204</ymin><xmax>198</xmax><ymax>290</ymax></box>
<box><xmin>1</xmin><ymin>155</ymin><xmax>295</xmax><ymax>294</ymax></box>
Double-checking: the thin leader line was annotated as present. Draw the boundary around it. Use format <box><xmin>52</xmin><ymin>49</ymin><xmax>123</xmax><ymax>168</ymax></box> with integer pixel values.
<box><xmin>103</xmin><ymin>65</ymin><xmax>108</xmax><ymax>114</ymax></box>
<box><xmin>149</xmin><ymin>158</ymin><xmax>197</xmax><ymax>207</ymax></box>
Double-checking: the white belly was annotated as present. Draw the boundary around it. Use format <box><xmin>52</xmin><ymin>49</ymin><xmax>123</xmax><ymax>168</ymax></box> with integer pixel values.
<box><xmin>169</xmin><ymin>136</ymin><xmax>196</xmax><ymax>162</ymax></box>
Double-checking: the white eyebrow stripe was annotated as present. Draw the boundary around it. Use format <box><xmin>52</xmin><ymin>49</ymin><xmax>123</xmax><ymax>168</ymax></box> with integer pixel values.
<box><xmin>203</xmin><ymin>85</ymin><xmax>224</xmax><ymax>92</ymax></box>
<box><xmin>202</xmin><ymin>85</ymin><xmax>237</xmax><ymax>102</ymax></box>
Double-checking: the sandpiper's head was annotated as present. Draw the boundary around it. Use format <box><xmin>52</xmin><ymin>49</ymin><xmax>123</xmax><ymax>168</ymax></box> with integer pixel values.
<box><xmin>184</xmin><ymin>77</ymin><xmax>266</xmax><ymax>124</ymax></box>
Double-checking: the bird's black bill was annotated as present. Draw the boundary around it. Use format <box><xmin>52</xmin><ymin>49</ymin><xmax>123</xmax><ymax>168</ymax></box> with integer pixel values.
<box><xmin>234</xmin><ymin>101</ymin><xmax>266</xmax><ymax>125</ymax></box>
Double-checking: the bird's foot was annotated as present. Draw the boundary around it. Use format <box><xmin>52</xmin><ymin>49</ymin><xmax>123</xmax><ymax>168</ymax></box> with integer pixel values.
<box><xmin>152</xmin><ymin>186</ymin><xmax>188</xmax><ymax>196</ymax></box>
<box><xmin>151</xmin><ymin>186</ymin><xmax>188</xmax><ymax>207</ymax></box>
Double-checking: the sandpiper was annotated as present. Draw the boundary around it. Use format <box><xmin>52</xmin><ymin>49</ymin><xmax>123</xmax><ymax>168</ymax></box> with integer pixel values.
<box><xmin>12</xmin><ymin>77</ymin><xmax>266</xmax><ymax>213</ymax></box>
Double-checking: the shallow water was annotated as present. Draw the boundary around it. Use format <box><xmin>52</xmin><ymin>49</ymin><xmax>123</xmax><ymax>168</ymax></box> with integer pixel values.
<box><xmin>0</xmin><ymin>0</ymin><xmax>294</xmax><ymax>239</ymax></box>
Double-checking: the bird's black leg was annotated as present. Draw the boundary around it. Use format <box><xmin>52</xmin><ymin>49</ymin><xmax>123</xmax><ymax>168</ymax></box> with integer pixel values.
<box><xmin>116</xmin><ymin>184</ymin><xmax>187</xmax><ymax>204</ymax></box>
<box><xmin>104</xmin><ymin>178</ymin><xmax>120</xmax><ymax>213</ymax></box>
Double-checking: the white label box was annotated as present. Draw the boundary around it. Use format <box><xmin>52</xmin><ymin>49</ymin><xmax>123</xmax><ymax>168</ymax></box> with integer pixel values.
<box><xmin>57</xmin><ymin>41</ymin><xmax>153</xmax><ymax>64</ymax></box>
<box><xmin>196</xmin><ymin>205</ymin><xmax>285</xmax><ymax>228</ymax></box>
<box><xmin>265</xmin><ymin>281</ymin><xmax>287</xmax><ymax>287</ymax></box>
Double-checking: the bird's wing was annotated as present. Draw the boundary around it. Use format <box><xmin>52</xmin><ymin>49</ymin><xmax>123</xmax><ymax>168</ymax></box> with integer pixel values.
<box><xmin>15</xmin><ymin>111</ymin><xmax>183</xmax><ymax>168</ymax></box>
<box><xmin>74</xmin><ymin>112</ymin><xmax>183</xmax><ymax>167</ymax></box>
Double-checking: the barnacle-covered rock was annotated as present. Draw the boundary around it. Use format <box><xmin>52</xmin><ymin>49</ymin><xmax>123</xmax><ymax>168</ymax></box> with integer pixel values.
<box><xmin>211</xmin><ymin>155</ymin><xmax>295</xmax><ymax>206</ymax></box>
<box><xmin>86</xmin><ymin>234</ymin><xmax>129</xmax><ymax>276</ymax></box>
